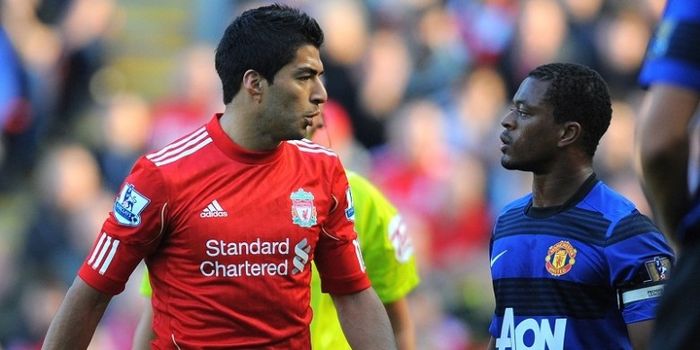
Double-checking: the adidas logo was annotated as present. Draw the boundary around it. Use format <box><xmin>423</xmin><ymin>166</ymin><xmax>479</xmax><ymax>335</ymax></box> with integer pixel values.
<box><xmin>200</xmin><ymin>199</ymin><xmax>228</xmax><ymax>218</ymax></box>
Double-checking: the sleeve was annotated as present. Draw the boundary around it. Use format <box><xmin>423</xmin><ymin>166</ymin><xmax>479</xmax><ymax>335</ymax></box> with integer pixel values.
<box><xmin>139</xmin><ymin>268</ymin><xmax>153</xmax><ymax>297</ymax></box>
<box><xmin>638</xmin><ymin>0</ymin><xmax>700</xmax><ymax>90</ymax></box>
<box><xmin>348</xmin><ymin>172</ymin><xmax>420</xmax><ymax>303</ymax></box>
<box><xmin>78</xmin><ymin>157</ymin><xmax>169</xmax><ymax>295</ymax></box>
<box><xmin>314</xmin><ymin>161</ymin><xmax>371</xmax><ymax>295</ymax></box>
<box><xmin>605</xmin><ymin>212</ymin><xmax>676</xmax><ymax>324</ymax></box>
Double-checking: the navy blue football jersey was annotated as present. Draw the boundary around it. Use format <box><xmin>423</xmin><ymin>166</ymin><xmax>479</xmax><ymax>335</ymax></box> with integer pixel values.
<box><xmin>639</xmin><ymin>0</ymin><xmax>700</xmax><ymax>245</ymax></box>
<box><xmin>639</xmin><ymin>0</ymin><xmax>700</xmax><ymax>91</ymax></box>
<box><xmin>489</xmin><ymin>176</ymin><xmax>674</xmax><ymax>350</ymax></box>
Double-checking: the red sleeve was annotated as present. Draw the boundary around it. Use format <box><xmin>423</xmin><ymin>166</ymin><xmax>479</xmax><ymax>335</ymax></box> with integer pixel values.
<box><xmin>78</xmin><ymin>157</ymin><xmax>169</xmax><ymax>295</ymax></box>
<box><xmin>314</xmin><ymin>159</ymin><xmax>370</xmax><ymax>295</ymax></box>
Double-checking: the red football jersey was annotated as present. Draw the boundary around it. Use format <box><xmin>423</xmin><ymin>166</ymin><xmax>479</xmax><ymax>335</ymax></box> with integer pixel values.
<box><xmin>78</xmin><ymin>114</ymin><xmax>370</xmax><ymax>349</ymax></box>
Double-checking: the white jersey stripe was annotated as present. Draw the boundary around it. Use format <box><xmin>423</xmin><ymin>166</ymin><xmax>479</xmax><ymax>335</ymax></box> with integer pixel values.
<box><xmin>92</xmin><ymin>236</ymin><xmax>112</xmax><ymax>269</ymax></box>
<box><xmin>147</xmin><ymin>127</ymin><xmax>206</xmax><ymax>160</ymax></box>
<box><xmin>212</xmin><ymin>200</ymin><xmax>224</xmax><ymax>211</ymax></box>
<box><xmin>287</xmin><ymin>139</ymin><xmax>334</xmax><ymax>152</ymax></box>
<box><xmin>321</xmin><ymin>227</ymin><xmax>340</xmax><ymax>241</ymax></box>
<box><xmin>149</xmin><ymin>131</ymin><xmax>209</xmax><ymax>163</ymax></box>
<box><xmin>287</xmin><ymin>139</ymin><xmax>325</xmax><ymax>149</ymax></box>
<box><xmin>294</xmin><ymin>146</ymin><xmax>337</xmax><ymax>157</ymax></box>
<box><xmin>88</xmin><ymin>233</ymin><xmax>107</xmax><ymax>265</ymax></box>
<box><xmin>99</xmin><ymin>239</ymin><xmax>119</xmax><ymax>275</ymax></box>
<box><xmin>172</xmin><ymin>334</ymin><xmax>182</xmax><ymax>350</ymax></box>
<box><xmin>154</xmin><ymin>137</ymin><xmax>213</xmax><ymax>166</ymax></box>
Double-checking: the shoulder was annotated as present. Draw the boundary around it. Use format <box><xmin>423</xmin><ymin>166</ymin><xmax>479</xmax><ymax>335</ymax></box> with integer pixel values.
<box><xmin>143</xmin><ymin>125</ymin><xmax>214</xmax><ymax>169</ymax></box>
<box><xmin>497</xmin><ymin>194</ymin><xmax>532</xmax><ymax>218</ymax></box>
<box><xmin>663</xmin><ymin>0</ymin><xmax>700</xmax><ymax>20</ymax></box>
<box><xmin>639</xmin><ymin>1</ymin><xmax>700</xmax><ymax>89</ymax></box>
<box><xmin>607</xmin><ymin>211</ymin><xmax>661</xmax><ymax>245</ymax></box>
<box><xmin>581</xmin><ymin>182</ymin><xmax>662</xmax><ymax>242</ymax></box>
<box><xmin>492</xmin><ymin>194</ymin><xmax>531</xmax><ymax>236</ymax></box>
<box><xmin>578</xmin><ymin>182</ymin><xmax>638</xmax><ymax>222</ymax></box>
<box><xmin>285</xmin><ymin>139</ymin><xmax>338</xmax><ymax>159</ymax></box>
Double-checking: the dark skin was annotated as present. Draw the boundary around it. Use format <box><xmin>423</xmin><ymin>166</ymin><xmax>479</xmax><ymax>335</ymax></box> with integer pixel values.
<box><xmin>636</xmin><ymin>84</ymin><xmax>698</xmax><ymax>242</ymax></box>
<box><xmin>489</xmin><ymin>76</ymin><xmax>653</xmax><ymax>350</ymax></box>
<box><xmin>499</xmin><ymin>77</ymin><xmax>592</xmax><ymax>207</ymax></box>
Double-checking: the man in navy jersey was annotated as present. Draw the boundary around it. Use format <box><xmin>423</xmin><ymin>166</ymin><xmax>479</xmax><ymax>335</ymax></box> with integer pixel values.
<box><xmin>42</xmin><ymin>4</ymin><xmax>395</xmax><ymax>349</ymax></box>
<box><xmin>488</xmin><ymin>63</ymin><xmax>674</xmax><ymax>350</ymax></box>
<box><xmin>637</xmin><ymin>0</ymin><xmax>700</xmax><ymax>348</ymax></box>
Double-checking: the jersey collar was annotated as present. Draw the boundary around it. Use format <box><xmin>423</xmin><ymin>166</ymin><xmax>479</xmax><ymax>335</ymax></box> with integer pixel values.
<box><xmin>206</xmin><ymin>114</ymin><xmax>285</xmax><ymax>164</ymax></box>
<box><xmin>525</xmin><ymin>173</ymin><xmax>599</xmax><ymax>219</ymax></box>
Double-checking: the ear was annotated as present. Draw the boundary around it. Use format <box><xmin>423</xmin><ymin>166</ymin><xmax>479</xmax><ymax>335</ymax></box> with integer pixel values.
<box><xmin>558</xmin><ymin>121</ymin><xmax>582</xmax><ymax>148</ymax></box>
<box><xmin>242</xmin><ymin>69</ymin><xmax>266</xmax><ymax>102</ymax></box>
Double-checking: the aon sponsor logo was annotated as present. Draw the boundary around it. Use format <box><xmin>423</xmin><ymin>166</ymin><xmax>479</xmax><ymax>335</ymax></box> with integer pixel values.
<box><xmin>496</xmin><ymin>308</ymin><xmax>566</xmax><ymax>350</ymax></box>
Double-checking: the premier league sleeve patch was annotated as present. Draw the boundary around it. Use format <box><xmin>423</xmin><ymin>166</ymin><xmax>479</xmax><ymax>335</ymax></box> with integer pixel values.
<box><xmin>113</xmin><ymin>183</ymin><xmax>150</xmax><ymax>226</ymax></box>
<box><xmin>644</xmin><ymin>256</ymin><xmax>671</xmax><ymax>282</ymax></box>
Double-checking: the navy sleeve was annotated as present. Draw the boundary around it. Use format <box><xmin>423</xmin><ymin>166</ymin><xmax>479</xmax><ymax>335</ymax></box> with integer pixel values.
<box><xmin>605</xmin><ymin>213</ymin><xmax>675</xmax><ymax>323</ymax></box>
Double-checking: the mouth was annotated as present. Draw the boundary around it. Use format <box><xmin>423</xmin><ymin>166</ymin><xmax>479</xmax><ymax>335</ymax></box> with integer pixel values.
<box><xmin>499</xmin><ymin>133</ymin><xmax>511</xmax><ymax>152</ymax></box>
<box><xmin>500</xmin><ymin>133</ymin><xmax>511</xmax><ymax>145</ymax></box>
<box><xmin>303</xmin><ymin>111</ymin><xmax>320</xmax><ymax>126</ymax></box>
<box><xmin>305</xmin><ymin>110</ymin><xmax>321</xmax><ymax>118</ymax></box>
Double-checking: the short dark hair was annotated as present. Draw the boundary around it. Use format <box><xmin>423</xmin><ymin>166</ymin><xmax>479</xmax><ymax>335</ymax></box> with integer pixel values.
<box><xmin>527</xmin><ymin>63</ymin><xmax>612</xmax><ymax>157</ymax></box>
<box><xmin>215</xmin><ymin>4</ymin><xmax>324</xmax><ymax>104</ymax></box>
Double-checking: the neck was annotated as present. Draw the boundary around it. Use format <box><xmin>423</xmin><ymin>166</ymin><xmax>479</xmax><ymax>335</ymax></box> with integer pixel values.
<box><xmin>531</xmin><ymin>164</ymin><xmax>594</xmax><ymax>208</ymax></box>
<box><xmin>219</xmin><ymin>102</ymin><xmax>279</xmax><ymax>152</ymax></box>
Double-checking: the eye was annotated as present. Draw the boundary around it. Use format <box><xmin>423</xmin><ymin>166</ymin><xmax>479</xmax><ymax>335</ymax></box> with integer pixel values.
<box><xmin>510</xmin><ymin>107</ymin><xmax>531</xmax><ymax>117</ymax></box>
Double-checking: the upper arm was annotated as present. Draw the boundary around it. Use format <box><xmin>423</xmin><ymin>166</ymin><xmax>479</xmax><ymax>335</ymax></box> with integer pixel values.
<box><xmin>68</xmin><ymin>276</ymin><xmax>113</xmax><ymax>306</ymax></box>
<box><xmin>638</xmin><ymin>84</ymin><xmax>699</xmax><ymax>156</ymax></box>
<box><xmin>487</xmin><ymin>336</ymin><xmax>496</xmax><ymax>350</ymax></box>
<box><xmin>636</xmin><ymin>84</ymin><xmax>700</xmax><ymax>237</ymax></box>
<box><xmin>42</xmin><ymin>277</ymin><xmax>113</xmax><ymax>350</ymax></box>
<box><xmin>314</xmin><ymin>163</ymin><xmax>370</xmax><ymax>295</ymax></box>
<box><xmin>78</xmin><ymin>157</ymin><xmax>169</xmax><ymax>295</ymax></box>
<box><xmin>331</xmin><ymin>287</ymin><xmax>397</xmax><ymax>350</ymax></box>
<box><xmin>606</xmin><ymin>214</ymin><xmax>674</xmax><ymax>324</ymax></box>
<box><xmin>627</xmin><ymin>319</ymin><xmax>654</xmax><ymax>350</ymax></box>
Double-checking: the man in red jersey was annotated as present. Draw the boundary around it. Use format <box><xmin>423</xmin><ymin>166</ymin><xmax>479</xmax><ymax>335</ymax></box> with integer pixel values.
<box><xmin>42</xmin><ymin>4</ymin><xmax>396</xmax><ymax>350</ymax></box>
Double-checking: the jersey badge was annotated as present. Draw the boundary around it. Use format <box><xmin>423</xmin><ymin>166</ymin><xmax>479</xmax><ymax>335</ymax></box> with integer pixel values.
<box><xmin>644</xmin><ymin>256</ymin><xmax>671</xmax><ymax>281</ymax></box>
<box><xmin>114</xmin><ymin>183</ymin><xmax>150</xmax><ymax>226</ymax></box>
<box><xmin>344</xmin><ymin>187</ymin><xmax>355</xmax><ymax>221</ymax></box>
<box><xmin>545</xmin><ymin>240</ymin><xmax>577</xmax><ymax>277</ymax></box>
<box><xmin>290</xmin><ymin>188</ymin><xmax>317</xmax><ymax>228</ymax></box>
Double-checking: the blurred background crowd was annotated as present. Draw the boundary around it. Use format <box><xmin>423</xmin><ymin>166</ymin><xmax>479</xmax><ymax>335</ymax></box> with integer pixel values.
<box><xmin>0</xmin><ymin>0</ymin><xmax>667</xmax><ymax>348</ymax></box>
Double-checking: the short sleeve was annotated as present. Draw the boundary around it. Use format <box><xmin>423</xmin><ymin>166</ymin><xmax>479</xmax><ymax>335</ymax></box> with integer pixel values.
<box><xmin>78</xmin><ymin>157</ymin><xmax>169</xmax><ymax>295</ymax></box>
<box><xmin>638</xmin><ymin>1</ymin><xmax>700</xmax><ymax>90</ymax></box>
<box><xmin>314</xmin><ymin>161</ymin><xmax>370</xmax><ymax>295</ymax></box>
<box><xmin>348</xmin><ymin>172</ymin><xmax>419</xmax><ymax>303</ymax></box>
<box><xmin>605</xmin><ymin>213</ymin><xmax>675</xmax><ymax>324</ymax></box>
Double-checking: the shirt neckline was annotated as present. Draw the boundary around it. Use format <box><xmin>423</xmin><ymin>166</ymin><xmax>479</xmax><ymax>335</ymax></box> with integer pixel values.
<box><xmin>206</xmin><ymin>113</ymin><xmax>285</xmax><ymax>164</ymax></box>
<box><xmin>525</xmin><ymin>173</ymin><xmax>599</xmax><ymax>219</ymax></box>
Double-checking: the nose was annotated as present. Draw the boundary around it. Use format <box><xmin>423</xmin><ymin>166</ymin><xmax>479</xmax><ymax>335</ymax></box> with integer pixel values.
<box><xmin>501</xmin><ymin>109</ymin><xmax>515</xmax><ymax>129</ymax></box>
<box><xmin>311</xmin><ymin>78</ymin><xmax>328</xmax><ymax>105</ymax></box>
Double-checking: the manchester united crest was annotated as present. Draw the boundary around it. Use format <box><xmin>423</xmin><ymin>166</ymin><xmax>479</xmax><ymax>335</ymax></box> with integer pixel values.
<box><xmin>290</xmin><ymin>188</ymin><xmax>317</xmax><ymax>228</ymax></box>
<box><xmin>545</xmin><ymin>240</ymin><xmax>577</xmax><ymax>276</ymax></box>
